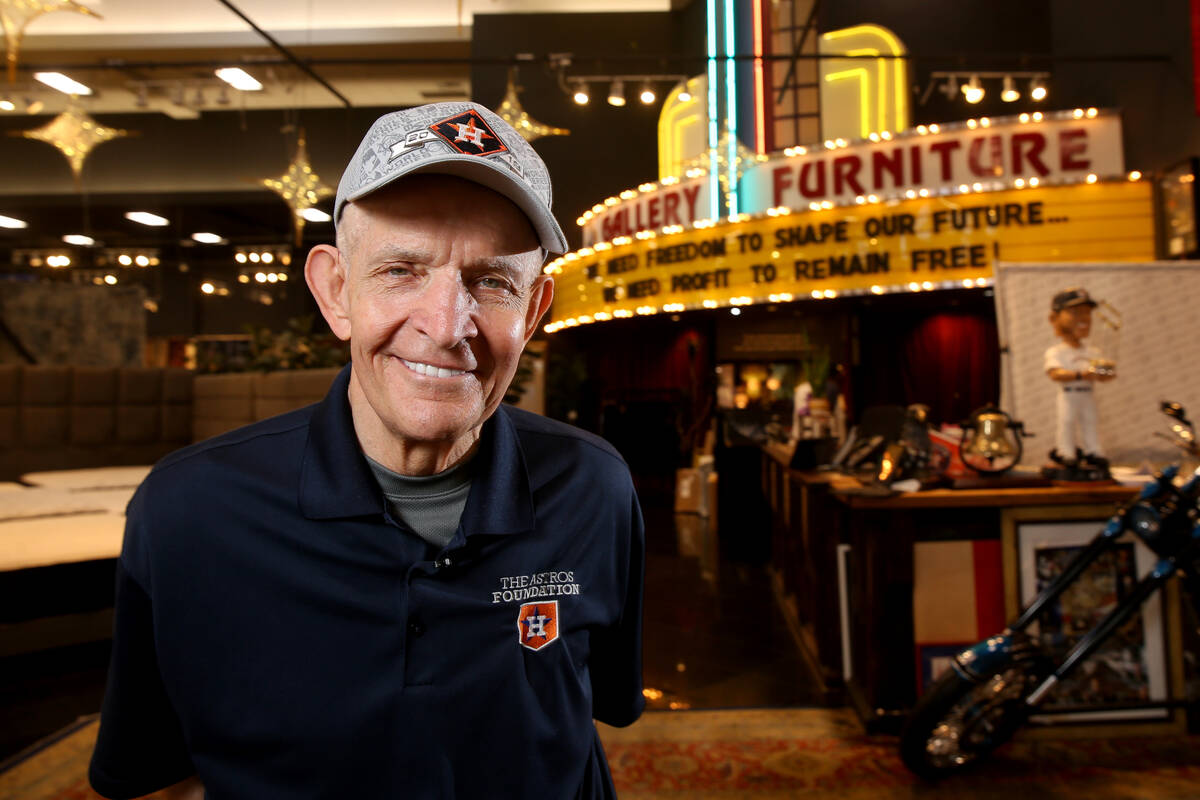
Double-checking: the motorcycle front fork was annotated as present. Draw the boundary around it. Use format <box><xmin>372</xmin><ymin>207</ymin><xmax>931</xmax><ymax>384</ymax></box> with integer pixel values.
<box><xmin>1003</xmin><ymin>521</ymin><xmax>1193</xmax><ymax>708</ymax></box>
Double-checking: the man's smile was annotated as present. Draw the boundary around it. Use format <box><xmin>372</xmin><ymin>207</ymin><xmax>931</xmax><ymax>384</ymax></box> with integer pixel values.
<box><xmin>400</xmin><ymin>357</ymin><xmax>469</xmax><ymax>378</ymax></box>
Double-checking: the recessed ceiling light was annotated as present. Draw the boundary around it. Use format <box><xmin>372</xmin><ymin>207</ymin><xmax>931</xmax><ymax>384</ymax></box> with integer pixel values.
<box><xmin>34</xmin><ymin>72</ymin><xmax>92</xmax><ymax>96</ymax></box>
<box><xmin>125</xmin><ymin>211</ymin><xmax>169</xmax><ymax>227</ymax></box>
<box><xmin>191</xmin><ymin>232</ymin><xmax>224</xmax><ymax>244</ymax></box>
<box><xmin>0</xmin><ymin>214</ymin><xmax>27</xmax><ymax>229</ymax></box>
<box><xmin>215</xmin><ymin>67</ymin><xmax>263</xmax><ymax>92</ymax></box>
<box><xmin>299</xmin><ymin>208</ymin><xmax>331</xmax><ymax>223</ymax></box>
<box><xmin>62</xmin><ymin>234</ymin><xmax>95</xmax><ymax>246</ymax></box>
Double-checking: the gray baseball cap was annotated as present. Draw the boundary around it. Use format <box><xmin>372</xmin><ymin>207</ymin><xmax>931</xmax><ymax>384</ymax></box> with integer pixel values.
<box><xmin>1051</xmin><ymin>287</ymin><xmax>1098</xmax><ymax>312</ymax></box>
<box><xmin>334</xmin><ymin>101</ymin><xmax>568</xmax><ymax>255</ymax></box>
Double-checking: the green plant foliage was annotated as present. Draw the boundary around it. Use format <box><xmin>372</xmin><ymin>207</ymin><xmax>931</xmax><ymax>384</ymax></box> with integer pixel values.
<box><xmin>196</xmin><ymin>316</ymin><xmax>349</xmax><ymax>373</ymax></box>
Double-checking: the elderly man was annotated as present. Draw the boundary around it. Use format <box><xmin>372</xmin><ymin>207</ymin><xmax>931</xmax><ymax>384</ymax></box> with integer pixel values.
<box><xmin>89</xmin><ymin>103</ymin><xmax>645</xmax><ymax>799</ymax></box>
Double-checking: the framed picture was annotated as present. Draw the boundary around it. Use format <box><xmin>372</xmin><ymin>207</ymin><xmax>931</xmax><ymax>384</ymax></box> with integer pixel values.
<box><xmin>1001</xmin><ymin>505</ymin><xmax>1184</xmax><ymax>728</ymax></box>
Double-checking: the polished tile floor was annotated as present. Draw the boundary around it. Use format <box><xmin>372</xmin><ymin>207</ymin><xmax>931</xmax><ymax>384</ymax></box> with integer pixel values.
<box><xmin>638</xmin><ymin>495</ymin><xmax>831</xmax><ymax>712</ymax></box>
<box><xmin>1</xmin><ymin>494</ymin><xmax>825</xmax><ymax>763</ymax></box>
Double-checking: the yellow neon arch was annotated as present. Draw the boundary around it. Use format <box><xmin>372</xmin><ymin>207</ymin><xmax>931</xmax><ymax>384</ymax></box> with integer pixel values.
<box><xmin>658</xmin><ymin>75</ymin><xmax>707</xmax><ymax>180</ymax></box>
<box><xmin>819</xmin><ymin>24</ymin><xmax>908</xmax><ymax>141</ymax></box>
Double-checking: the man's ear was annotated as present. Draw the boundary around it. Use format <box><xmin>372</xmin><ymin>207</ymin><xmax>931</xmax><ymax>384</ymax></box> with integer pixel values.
<box><xmin>523</xmin><ymin>275</ymin><xmax>555</xmax><ymax>343</ymax></box>
<box><xmin>305</xmin><ymin>244</ymin><xmax>352</xmax><ymax>341</ymax></box>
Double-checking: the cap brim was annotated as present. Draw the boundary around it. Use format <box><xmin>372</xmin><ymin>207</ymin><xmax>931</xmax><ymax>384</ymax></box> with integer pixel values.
<box><xmin>342</xmin><ymin>153</ymin><xmax>569</xmax><ymax>256</ymax></box>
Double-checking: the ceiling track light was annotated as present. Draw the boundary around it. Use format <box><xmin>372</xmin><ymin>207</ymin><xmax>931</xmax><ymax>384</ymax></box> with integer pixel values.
<box><xmin>560</xmin><ymin>71</ymin><xmax>688</xmax><ymax>108</ymax></box>
<box><xmin>922</xmin><ymin>70</ymin><xmax>1048</xmax><ymax>107</ymax></box>
<box><xmin>962</xmin><ymin>74</ymin><xmax>984</xmax><ymax>104</ymax></box>
<box><xmin>607</xmin><ymin>79</ymin><xmax>626</xmax><ymax>107</ymax></box>
<box><xmin>1001</xmin><ymin>75</ymin><xmax>1020</xmax><ymax>102</ymax></box>
<box><xmin>941</xmin><ymin>74</ymin><xmax>958</xmax><ymax>99</ymax></box>
<box><xmin>1030</xmin><ymin>76</ymin><xmax>1047</xmax><ymax>101</ymax></box>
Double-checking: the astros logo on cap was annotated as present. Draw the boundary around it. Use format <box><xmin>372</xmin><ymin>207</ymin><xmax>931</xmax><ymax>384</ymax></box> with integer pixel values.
<box><xmin>517</xmin><ymin>601</ymin><xmax>559</xmax><ymax>651</ymax></box>
<box><xmin>430</xmin><ymin>110</ymin><xmax>508</xmax><ymax>157</ymax></box>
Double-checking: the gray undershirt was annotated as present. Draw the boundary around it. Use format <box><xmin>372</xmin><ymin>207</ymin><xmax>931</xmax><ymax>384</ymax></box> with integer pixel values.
<box><xmin>364</xmin><ymin>454</ymin><xmax>474</xmax><ymax>548</ymax></box>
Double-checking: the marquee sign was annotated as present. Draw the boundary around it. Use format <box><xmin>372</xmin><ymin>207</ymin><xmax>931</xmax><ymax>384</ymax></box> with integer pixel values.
<box><xmin>581</xmin><ymin>176</ymin><xmax>712</xmax><ymax>247</ymax></box>
<box><xmin>546</xmin><ymin>180</ymin><xmax>1154</xmax><ymax>330</ymax></box>
<box><xmin>578</xmin><ymin>109</ymin><xmax>1124</xmax><ymax>248</ymax></box>
<box><xmin>742</xmin><ymin>111</ymin><xmax>1122</xmax><ymax>210</ymax></box>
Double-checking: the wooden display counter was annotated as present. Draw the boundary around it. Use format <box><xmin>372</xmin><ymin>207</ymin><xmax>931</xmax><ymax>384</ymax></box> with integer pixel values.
<box><xmin>761</xmin><ymin>445</ymin><xmax>1141</xmax><ymax>731</ymax></box>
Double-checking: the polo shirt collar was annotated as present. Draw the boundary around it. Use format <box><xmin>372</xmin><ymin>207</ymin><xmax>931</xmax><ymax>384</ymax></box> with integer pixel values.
<box><xmin>458</xmin><ymin>405</ymin><xmax>535</xmax><ymax>538</ymax></box>
<box><xmin>299</xmin><ymin>365</ymin><xmax>535</xmax><ymax>537</ymax></box>
<box><xmin>299</xmin><ymin>364</ymin><xmax>382</xmax><ymax>519</ymax></box>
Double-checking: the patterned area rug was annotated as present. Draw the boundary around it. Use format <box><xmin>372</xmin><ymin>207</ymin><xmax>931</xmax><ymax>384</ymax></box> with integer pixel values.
<box><xmin>4</xmin><ymin>709</ymin><xmax>1200</xmax><ymax>800</ymax></box>
<box><xmin>599</xmin><ymin>709</ymin><xmax>1200</xmax><ymax>799</ymax></box>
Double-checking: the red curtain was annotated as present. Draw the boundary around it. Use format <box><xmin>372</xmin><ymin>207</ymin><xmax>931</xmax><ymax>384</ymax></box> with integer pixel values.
<box><xmin>856</xmin><ymin>307</ymin><xmax>999</xmax><ymax>427</ymax></box>
<box><xmin>900</xmin><ymin>312</ymin><xmax>999</xmax><ymax>425</ymax></box>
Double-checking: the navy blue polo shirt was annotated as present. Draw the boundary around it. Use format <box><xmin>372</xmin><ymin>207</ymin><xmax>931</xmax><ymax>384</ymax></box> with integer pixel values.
<box><xmin>89</xmin><ymin>365</ymin><xmax>645</xmax><ymax>799</ymax></box>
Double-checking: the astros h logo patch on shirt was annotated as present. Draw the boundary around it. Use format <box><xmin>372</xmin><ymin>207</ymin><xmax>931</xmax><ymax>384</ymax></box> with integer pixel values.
<box><xmin>429</xmin><ymin>110</ymin><xmax>508</xmax><ymax>157</ymax></box>
<box><xmin>517</xmin><ymin>601</ymin><xmax>559</xmax><ymax>651</ymax></box>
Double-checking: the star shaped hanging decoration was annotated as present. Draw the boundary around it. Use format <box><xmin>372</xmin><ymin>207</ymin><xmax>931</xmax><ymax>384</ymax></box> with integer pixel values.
<box><xmin>1</xmin><ymin>0</ymin><xmax>100</xmax><ymax>83</ymax></box>
<box><xmin>16</xmin><ymin>105</ymin><xmax>130</xmax><ymax>180</ymax></box>
<box><xmin>262</xmin><ymin>129</ymin><xmax>334</xmax><ymax>246</ymax></box>
<box><xmin>496</xmin><ymin>72</ymin><xmax>569</xmax><ymax>143</ymax></box>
